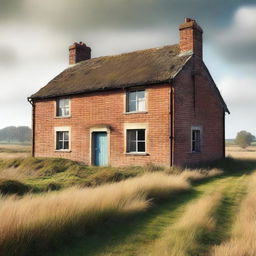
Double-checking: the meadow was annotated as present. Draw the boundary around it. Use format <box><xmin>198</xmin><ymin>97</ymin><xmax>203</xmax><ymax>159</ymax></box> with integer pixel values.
<box><xmin>0</xmin><ymin>144</ymin><xmax>255</xmax><ymax>256</ymax></box>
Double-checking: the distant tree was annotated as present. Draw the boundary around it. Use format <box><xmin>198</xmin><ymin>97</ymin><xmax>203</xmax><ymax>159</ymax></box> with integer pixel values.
<box><xmin>0</xmin><ymin>126</ymin><xmax>32</xmax><ymax>143</ymax></box>
<box><xmin>235</xmin><ymin>130</ymin><xmax>255</xmax><ymax>148</ymax></box>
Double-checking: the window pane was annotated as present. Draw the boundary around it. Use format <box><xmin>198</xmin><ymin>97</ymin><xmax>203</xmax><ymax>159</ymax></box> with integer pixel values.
<box><xmin>192</xmin><ymin>129</ymin><xmax>200</xmax><ymax>152</ymax></box>
<box><xmin>138</xmin><ymin>99</ymin><xmax>145</xmax><ymax>111</ymax></box>
<box><xmin>64</xmin><ymin>131</ymin><xmax>69</xmax><ymax>141</ymax></box>
<box><xmin>192</xmin><ymin>141</ymin><xmax>196</xmax><ymax>152</ymax></box>
<box><xmin>64</xmin><ymin>141</ymin><xmax>69</xmax><ymax>150</ymax></box>
<box><xmin>137</xmin><ymin>91</ymin><xmax>145</xmax><ymax>99</ymax></box>
<box><xmin>129</xmin><ymin>91</ymin><xmax>136</xmax><ymax>101</ymax></box>
<box><xmin>128</xmin><ymin>100</ymin><xmax>136</xmax><ymax>112</ymax></box>
<box><xmin>57</xmin><ymin>141</ymin><xmax>62</xmax><ymax>150</ymax></box>
<box><xmin>138</xmin><ymin>129</ymin><xmax>145</xmax><ymax>140</ymax></box>
<box><xmin>127</xmin><ymin>141</ymin><xmax>136</xmax><ymax>152</ymax></box>
<box><xmin>138</xmin><ymin>142</ymin><xmax>145</xmax><ymax>152</ymax></box>
<box><xmin>192</xmin><ymin>130</ymin><xmax>196</xmax><ymax>141</ymax></box>
<box><xmin>63</xmin><ymin>99</ymin><xmax>69</xmax><ymax>106</ymax></box>
<box><xmin>57</xmin><ymin>132</ymin><xmax>62</xmax><ymax>142</ymax></box>
<box><xmin>64</xmin><ymin>108</ymin><xmax>70</xmax><ymax>116</ymax></box>
<box><xmin>57</xmin><ymin>107</ymin><xmax>62</xmax><ymax>116</ymax></box>
<box><xmin>127</xmin><ymin>130</ymin><xmax>136</xmax><ymax>142</ymax></box>
<box><xmin>127</xmin><ymin>130</ymin><xmax>136</xmax><ymax>152</ymax></box>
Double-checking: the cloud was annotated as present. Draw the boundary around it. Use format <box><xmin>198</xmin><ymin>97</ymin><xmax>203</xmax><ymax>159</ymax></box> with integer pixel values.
<box><xmin>218</xmin><ymin>76</ymin><xmax>256</xmax><ymax>105</ymax></box>
<box><xmin>214</xmin><ymin>5</ymin><xmax>256</xmax><ymax>63</ymax></box>
<box><xmin>1</xmin><ymin>0</ymin><xmax>254</xmax><ymax>32</ymax></box>
<box><xmin>218</xmin><ymin>75</ymin><xmax>256</xmax><ymax>138</ymax></box>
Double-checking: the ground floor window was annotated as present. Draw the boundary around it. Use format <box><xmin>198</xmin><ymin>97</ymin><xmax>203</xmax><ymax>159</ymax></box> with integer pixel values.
<box><xmin>127</xmin><ymin>129</ymin><xmax>145</xmax><ymax>153</ymax></box>
<box><xmin>191</xmin><ymin>127</ymin><xmax>201</xmax><ymax>152</ymax></box>
<box><xmin>56</xmin><ymin>131</ymin><xmax>69</xmax><ymax>150</ymax></box>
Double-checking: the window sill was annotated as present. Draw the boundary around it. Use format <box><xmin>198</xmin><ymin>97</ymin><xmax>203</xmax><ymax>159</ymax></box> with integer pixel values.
<box><xmin>124</xmin><ymin>111</ymin><xmax>148</xmax><ymax>115</ymax></box>
<box><xmin>187</xmin><ymin>151</ymin><xmax>201</xmax><ymax>154</ymax></box>
<box><xmin>125</xmin><ymin>152</ymin><xmax>149</xmax><ymax>156</ymax></box>
<box><xmin>54</xmin><ymin>116</ymin><xmax>72</xmax><ymax>119</ymax></box>
<box><xmin>54</xmin><ymin>150</ymin><xmax>72</xmax><ymax>153</ymax></box>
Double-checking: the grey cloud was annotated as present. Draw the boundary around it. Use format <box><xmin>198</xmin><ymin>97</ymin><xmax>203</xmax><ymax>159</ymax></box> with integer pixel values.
<box><xmin>1</xmin><ymin>0</ymin><xmax>255</xmax><ymax>31</ymax></box>
<box><xmin>0</xmin><ymin>45</ymin><xmax>18</xmax><ymax>64</ymax></box>
<box><xmin>210</xmin><ymin>5</ymin><xmax>256</xmax><ymax>65</ymax></box>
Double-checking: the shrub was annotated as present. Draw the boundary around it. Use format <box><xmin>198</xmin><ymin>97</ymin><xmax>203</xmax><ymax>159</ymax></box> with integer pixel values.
<box><xmin>0</xmin><ymin>179</ymin><xmax>30</xmax><ymax>195</ymax></box>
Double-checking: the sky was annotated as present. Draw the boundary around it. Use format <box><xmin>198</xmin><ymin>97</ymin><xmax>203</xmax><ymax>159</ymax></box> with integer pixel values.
<box><xmin>0</xmin><ymin>0</ymin><xmax>256</xmax><ymax>138</ymax></box>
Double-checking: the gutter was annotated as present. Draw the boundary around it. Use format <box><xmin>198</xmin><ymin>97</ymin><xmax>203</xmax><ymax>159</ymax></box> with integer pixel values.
<box><xmin>169</xmin><ymin>78</ymin><xmax>175</xmax><ymax>167</ymax></box>
<box><xmin>27</xmin><ymin>97</ymin><xmax>35</xmax><ymax>157</ymax></box>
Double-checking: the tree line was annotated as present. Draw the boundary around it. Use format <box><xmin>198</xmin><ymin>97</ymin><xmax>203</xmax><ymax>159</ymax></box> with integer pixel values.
<box><xmin>0</xmin><ymin>126</ymin><xmax>32</xmax><ymax>143</ymax></box>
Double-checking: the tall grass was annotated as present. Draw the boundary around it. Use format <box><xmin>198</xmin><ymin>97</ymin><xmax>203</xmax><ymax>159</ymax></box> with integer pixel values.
<box><xmin>179</xmin><ymin>168</ymin><xmax>223</xmax><ymax>182</ymax></box>
<box><xmin>150</xmin><ymin>190</ymin><xmax>223</xmax><ymax>256</ymax></box>
<box><xmin>211</xmin><ymin>172</ymin><xmax>256</xmax><ymax>256</ymax></box>
<box><xmin>0</xmin><ymin>173</ymin><xmax>190</xmax><ymax>256</ymax></box>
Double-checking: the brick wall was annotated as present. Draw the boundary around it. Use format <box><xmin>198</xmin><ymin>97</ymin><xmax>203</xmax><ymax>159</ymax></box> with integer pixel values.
<box><xmin>173</xmin><ymin>57</ymin><xmax>225</xmax><ymax>167</ymax></box>
<box><xmin>34</xmin><ymin>84</ymin><xmax>172</xmax><ymax>167</ymax></box>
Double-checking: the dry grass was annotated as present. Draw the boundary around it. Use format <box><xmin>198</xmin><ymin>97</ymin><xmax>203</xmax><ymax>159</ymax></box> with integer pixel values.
<box><xmin>226</xmin><ymin>146</ymin><xmax>256</xmax><ymax>159</ymax></box>
<box><xmin>0</xmin><ymin>144</ymin><xmax>31</xmax><ymax>159</ymax></box>
<box><xmin>0</xmin><ymin>173</ymin><xmax>190</xmax><ymax>256</ymax></box>
<box><xmin>179</xmin><ymin>168</ymin><xmax>223</xmax><ymax>182</ymax></box>
<box><xmin>149</xmin><ymin>190</ymin><xmax>223</xmax><ymax>256</ymax></box>
<box><xmin>211</xmin><ymin>172</ymin><xmax>256</xmax><ymax>256</ymax></box>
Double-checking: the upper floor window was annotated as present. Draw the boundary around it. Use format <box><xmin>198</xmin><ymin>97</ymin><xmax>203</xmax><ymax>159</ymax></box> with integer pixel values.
<box><xmin>56</xmin><ymin>98</ymin><xmax>70</xmax><ymax>117</ymax></box>
<box><xmin>191</xmin><ymin>127</ymin><xmax>201</xmax><ymax>153</ymax></box>
<box><xmin>127</xmin><ymin>90</ymin><xmax>146</xmax><ymax>112</ymax></box>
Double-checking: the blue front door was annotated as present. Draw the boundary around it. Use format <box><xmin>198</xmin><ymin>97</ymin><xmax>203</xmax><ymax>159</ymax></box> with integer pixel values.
<box><xmin>93</xmin><ymin>132</ymin><xmax>108</xmax><ymax>166</ymax></box>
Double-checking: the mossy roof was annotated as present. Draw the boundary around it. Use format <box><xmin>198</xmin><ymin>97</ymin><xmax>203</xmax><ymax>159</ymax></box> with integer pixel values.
<box><xmin>30</xmin><ymin>44</ymin><xmax>192</xmax><ymax>99</ymax></box>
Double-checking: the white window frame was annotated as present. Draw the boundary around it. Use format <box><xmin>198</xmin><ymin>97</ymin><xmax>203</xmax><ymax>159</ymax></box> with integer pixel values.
<box><xmin>124</xmin><ymin>123</ymin><xmax>148</xmax><ymax>155</ymax></box>
<box><xmin>56</xmin><ymin>98</ymin><xmax>71</xmax><ymax>117</ymax></box>
<box><xmin>191</xmin><ymin>126</ymin><xmax>202</xmax><ymax>153</ymax></box>
<box><xmin>126</xmin><ymin>129</ymin><xmax>146</xmax><ymax>153</ymax></box>
<box><xmin>126</xmin><ymin>90</ymin><xmax>146</xmax><ymax>113</ymax></box>
<box><xmin>54</xmin><ymin>127</ymin><xmax>71</xmax><ymax>152</ymax></box>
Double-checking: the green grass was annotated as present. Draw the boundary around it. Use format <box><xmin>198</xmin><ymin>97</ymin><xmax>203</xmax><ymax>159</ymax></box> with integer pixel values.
<box><xmin>0</xmin><ymin>157</ymin><xmax>255</xmax><ymax>256</ymax></box>
<box><xmin>44</xmin><ymin>158</ymin><xmax>256</xmax><ymax>256</ymax></box>
<box><xmin>0</xmin><ymin>157</ymin><xmax>148</xmax><ymax>192</ymax></box>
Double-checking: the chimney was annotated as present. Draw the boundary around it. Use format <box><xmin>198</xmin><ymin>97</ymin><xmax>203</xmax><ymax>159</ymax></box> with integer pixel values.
<box><xmin>179</xmin><ymin>18</ymin><xmax>203</xmax><ymax>59</ymax></box>
<box><xmin>69</xmin><ymin>42</ymin><xmax>91</xmax><ymax>65</ymax></box>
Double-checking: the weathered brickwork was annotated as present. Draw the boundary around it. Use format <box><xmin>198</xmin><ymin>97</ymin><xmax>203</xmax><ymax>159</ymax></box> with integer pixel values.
<box><xmin>32</xmin><ymin>18</ymin><xmax>227</xmax><ymax>167</ymax></box>
<box><xmin>173</xmin><ymin>57</ymin><xmax>225</xmax><ymax>167</ymax></box>
<box><xmin>34</xmin><ymin>84</ymin><xmax>172</xmax><ymax>167</ymax></box>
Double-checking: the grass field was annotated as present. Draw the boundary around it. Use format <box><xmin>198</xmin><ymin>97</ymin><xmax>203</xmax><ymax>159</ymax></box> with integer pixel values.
<box><xmin>0</xmin><ymin>145</ymin><xmax>255</xmax><ymax>255</ymax></box>
<box><xmin>226</xmin><ymin>145</ymin><xmax>256</xmax><ymax>159</ymax></box>
<box><xmin>0</xmin><ymin>144</ymin><xmax>31</xmax><ymax>158</ymax></box>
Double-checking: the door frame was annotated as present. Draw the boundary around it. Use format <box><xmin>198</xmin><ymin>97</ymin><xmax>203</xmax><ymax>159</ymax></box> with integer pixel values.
<box><xmin>89</xmin><ymin>127</ymin><xmax>110</xmax><ymax>166</ymax></box>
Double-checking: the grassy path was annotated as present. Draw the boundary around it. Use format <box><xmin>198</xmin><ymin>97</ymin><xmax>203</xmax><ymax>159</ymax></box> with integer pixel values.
<box><xmin>50</xmin><ymin>169</ymin><xmax>251</xmax><ymax>256</ymax></box>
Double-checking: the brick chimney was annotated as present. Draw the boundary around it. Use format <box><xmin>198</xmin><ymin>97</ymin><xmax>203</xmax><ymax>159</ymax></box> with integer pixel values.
<box><xmin>69</xmin><ymin>42</ymin><xmax>91</xmax><ymax>65</ymax></box>
<box><xmin>179</xmin><ymin>18</ymin><xmax>203</xmax><ymax>59</ymax></box>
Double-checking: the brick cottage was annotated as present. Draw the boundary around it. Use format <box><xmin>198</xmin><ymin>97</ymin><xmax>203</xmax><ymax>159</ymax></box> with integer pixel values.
<box><xmin>28</xmin><ymin>18</ymin><xmax>229</xmax><ymax>167</ymax></box>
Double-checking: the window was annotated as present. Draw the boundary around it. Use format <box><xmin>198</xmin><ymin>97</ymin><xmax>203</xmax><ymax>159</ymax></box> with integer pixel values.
<box><xmin>56</xmin><ymin>131</ymin><xmax>69</xmax><ymax>150</ymax></box>
<box><xmin>127</xmin><ymin>90</ymin><xmax>145</xmax><ymax>112</ymax></box>
<box><xmin>127</xmin><ymin>129</ymin><xmax>145</xmax><ymax>153</ymax></box>
<box><xmin>191</xmin><ymin>128</ymin><xmax>201</xmax><ymax>152</ymax></box>
<box><xmin>56</xmin><ymin>98</ymin><xmax>70</xmax><ymax>117</ymax></box>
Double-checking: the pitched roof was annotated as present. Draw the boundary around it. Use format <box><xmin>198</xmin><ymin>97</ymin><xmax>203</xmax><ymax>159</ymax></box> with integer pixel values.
<box><xmin>30</xmin><ymin>44</ymin><xmax>192</xmax><ymax>99</ymax></box>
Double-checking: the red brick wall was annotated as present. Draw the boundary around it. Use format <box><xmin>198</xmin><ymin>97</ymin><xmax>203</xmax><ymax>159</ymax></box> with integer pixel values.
<box><xmin>173</xmin><ymin>58</ymin><xmax>225</xmax><ymax>167</ymax></box>
<box><xmin>34</xmin><ymin>84</ymin><xmax>172</xmax><ymax>167</ymax></box>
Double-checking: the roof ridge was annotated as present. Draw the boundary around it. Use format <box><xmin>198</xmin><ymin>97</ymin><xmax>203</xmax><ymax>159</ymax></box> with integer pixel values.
<box><xmin>72</xmin><ymin>44</ymin><xmax>180</xmax><ymax>66</ymax></box>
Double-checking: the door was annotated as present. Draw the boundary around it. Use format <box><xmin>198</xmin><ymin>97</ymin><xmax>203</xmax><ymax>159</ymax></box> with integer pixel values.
<box><xmin>93</xmin><ymin>132</ymin><xmax>108</xmax><ymax>166</ymax></box>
